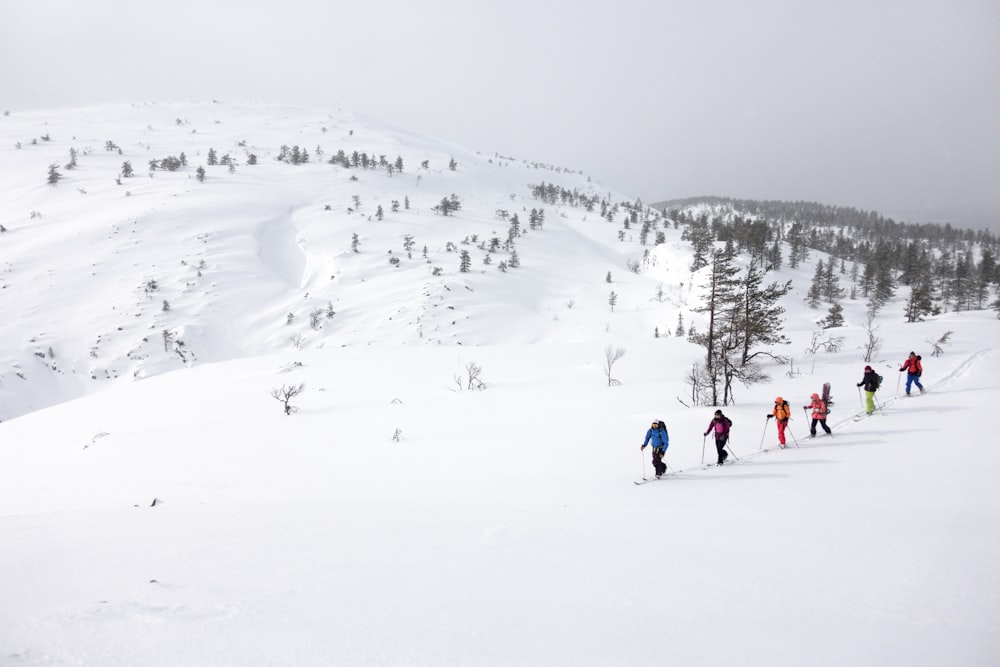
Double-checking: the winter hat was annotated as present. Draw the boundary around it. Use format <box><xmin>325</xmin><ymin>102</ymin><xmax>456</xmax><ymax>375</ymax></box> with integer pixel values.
<box><xmin>714</xmin><ymin>409</ymin><xmax>723</xmax><ymax>416</ymax></box>
<box><xmin>864</xmin><ymin>365</ymin><xmax>872</xmax><ymax>371</ymax></box>
<box><xmin>774</xmin><ymin>396</ymin><xmax>783</xmax><ymax>403</ymax></box>
<box><xmin>811</xmin><ymin>393</ymin><xmax>820</xmax><ymax>399</ymax></box>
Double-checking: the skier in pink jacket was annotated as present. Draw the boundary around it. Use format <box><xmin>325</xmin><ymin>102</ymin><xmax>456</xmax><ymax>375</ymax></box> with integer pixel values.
<box><xmin>704</xmin><ymin>410</ymin><xmax>732</xmax><ymax>466</ymax></box>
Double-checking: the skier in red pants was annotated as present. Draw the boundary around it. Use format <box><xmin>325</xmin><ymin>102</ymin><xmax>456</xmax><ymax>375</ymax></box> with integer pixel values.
<box><xmin>766</xmin><ymin>396</ymin><xmax>791</xmax><ymax>448</ymax></box>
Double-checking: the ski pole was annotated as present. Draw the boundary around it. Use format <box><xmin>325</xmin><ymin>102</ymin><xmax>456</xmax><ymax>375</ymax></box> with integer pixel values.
<box><xmin>725</xmin><ymin>438</ymin><xmax>740</xmax><ymax>461</ymax></box>
<box><xmin>759</xmin><ymin>417</ymin><xmax>770</xmax><ymax>450</ymax></box>
<box><xmin>701</xmin><ymin>435</ymin><xmax>706</xmax><ymax>465</ymax></box>
<box><xmin>787</xmin><ymin>422</ymin><xmax>800</xmax><ymax>447</ymax></box>
<box><xmin>895</xmin><ymin>372</ymin><xmax>901</xmax><ymax>396</ymax></box>
<box><xmin>640</xmin><ymin>446</ymin><xmax>646</xmax><ymax>481</ymax></box>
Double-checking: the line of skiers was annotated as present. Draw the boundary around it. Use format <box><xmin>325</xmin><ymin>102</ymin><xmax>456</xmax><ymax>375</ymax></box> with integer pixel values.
<box><xmin>642</xmin><ymin>352</ymin><xmax>926</xmax><ymax>471</ymax></box>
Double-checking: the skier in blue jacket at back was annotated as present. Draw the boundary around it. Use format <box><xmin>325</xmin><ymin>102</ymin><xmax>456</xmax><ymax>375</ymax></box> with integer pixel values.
<box><xmin>642</xmin><ymin>419</ymin><xmax>670</xmax><ymax>477</ymax></box>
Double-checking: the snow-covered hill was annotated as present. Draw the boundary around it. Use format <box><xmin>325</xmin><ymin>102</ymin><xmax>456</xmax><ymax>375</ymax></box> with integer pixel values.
<box><xmin>1</xmin><ymin>103</ymin><xmax>998</xmax><ymax>666</ymax></box>
<box><xmin>1</xmin><ymin>102</ymin><xmax>669</xmax><ymax>420</ymax></box>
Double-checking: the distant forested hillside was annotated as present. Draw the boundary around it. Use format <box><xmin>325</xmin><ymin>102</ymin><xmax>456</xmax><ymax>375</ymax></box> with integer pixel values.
<box><xmin>653</xmin><ymin>196</ymin><xmax>1000</xmax><ymax>321</ymax></box>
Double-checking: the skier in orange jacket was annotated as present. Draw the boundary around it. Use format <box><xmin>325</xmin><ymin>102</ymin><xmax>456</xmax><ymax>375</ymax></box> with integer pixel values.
<box><xmin>766</xmin><ymin>397</ymin><xmax>791</xmax><ymax>447</ymax></box>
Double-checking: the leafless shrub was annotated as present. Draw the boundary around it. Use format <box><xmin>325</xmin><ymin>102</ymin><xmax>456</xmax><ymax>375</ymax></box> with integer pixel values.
<box><xmin>604</xmin><ymin>345</ymin><xmax>626</xmax><ymax>386</ymax></box>
<box><xmin>465</xmin><ymin>362</ymin><xmax>486</xmax><ymax>390</ymax></box>
<box><xmin>927</xmin><ymin>331</ymin><xmax>953</xmax><ymax>357</ymax></box>
<box><xmin>860</xmin><ymin>312</ymin><xmax>882</xmax><ymax>362</ymax></box>
<box><xmin>271</xmin><ymin>383</ymin><xmax>305</xmax><ymax>415</ymax></box>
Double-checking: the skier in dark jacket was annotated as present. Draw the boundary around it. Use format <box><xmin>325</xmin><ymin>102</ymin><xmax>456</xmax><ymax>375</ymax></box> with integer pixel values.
<box><xmin>899</xmin><ymin>351</ymin><xmax>924</xmax><ymax>396</ymax></box>
<box><xmin>857</xmin><ymin>365</ymin><xmax>881</xmax><ymax>415</ymax></box>
<box><xmin>642</xmin><ymin>420</ymin><xmax>669</xmax><ymax>477</ymax></box>
<box><xmin>703</xmin><ymin>410</ymin><xmax>732</xmax><ymax>466</ymax></box>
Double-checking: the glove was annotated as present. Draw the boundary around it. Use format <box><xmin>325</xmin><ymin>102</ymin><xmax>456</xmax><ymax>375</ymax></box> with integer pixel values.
<box><xmin>766</xmin><ymin>414</ymin><xmax>773</xmax><ymax>419</ymax></box>
<box><xmin>856</xmin><ymin>382</ymin><xmax>862</xmax><ymax>387</ymax></box>
<box><xmin>640</xmin><ymin>445</ymin><xmax>646</xmax><ymax>450</ymax></box>
<box><xmin>900</xmin><ymin>368</ymin><xmax>905</xmax><ymax>372</ymax></box>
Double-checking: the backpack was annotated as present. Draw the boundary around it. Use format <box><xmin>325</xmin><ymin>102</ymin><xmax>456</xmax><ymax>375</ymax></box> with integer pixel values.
<box><xmin>875</xmin><ymin>374</ymin><xmax>883</xmax><ymax>390</ymax></box>
<box><xmin>655</xmin><ymin>420</ymin><xmax>669</xmax><ymax>446</ymax></box>
<box><xmin>775</xmin><ymin>401</ymin><xmax>790</xmax><ymax>420</ymax></box>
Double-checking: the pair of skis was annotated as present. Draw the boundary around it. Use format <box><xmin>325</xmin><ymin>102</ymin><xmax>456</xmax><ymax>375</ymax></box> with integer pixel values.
<box><xmin>634</xmin><ymin>458</ymin><xmax>734</xmax><ymax>484</ymax></box>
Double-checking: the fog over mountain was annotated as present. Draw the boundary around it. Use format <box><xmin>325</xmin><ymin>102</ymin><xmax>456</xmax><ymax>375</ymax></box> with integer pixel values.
<box><xmin>2</xmin><ymin>0</ymin><xmax>998</xmax><ymax>229</ymax></box>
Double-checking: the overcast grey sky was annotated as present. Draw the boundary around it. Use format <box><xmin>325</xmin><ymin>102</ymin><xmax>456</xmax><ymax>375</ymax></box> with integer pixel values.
<box><xmin>3</xmin><ymin>0</ymin><xmax>998</xmax><ymax>229</ymax></box>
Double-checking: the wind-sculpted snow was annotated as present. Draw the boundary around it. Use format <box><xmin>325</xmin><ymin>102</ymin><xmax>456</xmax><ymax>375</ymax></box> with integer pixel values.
<box><xmin>0</xmin><ymin>103</ymin><xmax>619</xmax><ymax>419</ymax></box>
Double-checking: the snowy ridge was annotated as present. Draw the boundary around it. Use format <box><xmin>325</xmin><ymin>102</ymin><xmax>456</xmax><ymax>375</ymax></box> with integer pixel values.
<box><xmin>0</xmin><ymin>102</ymin><xmax>640</xmax><ymax>419</ymax></box>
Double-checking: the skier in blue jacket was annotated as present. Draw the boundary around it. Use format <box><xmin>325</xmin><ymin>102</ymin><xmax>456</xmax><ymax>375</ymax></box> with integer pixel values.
<box><xmin>642</xmin><ymin>419</ymin><xmax>670</xmax><ymax>477</ymax></box>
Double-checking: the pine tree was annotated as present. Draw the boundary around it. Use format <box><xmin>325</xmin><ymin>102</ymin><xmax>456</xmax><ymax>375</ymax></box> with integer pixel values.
<box><xmin>459</xmin><ymin>249</ymin><xmax>471</xmax><ymax>273</ymax></box>
<box><xmin>974</xmin><ymin>248</ymin><xmax>996</xmax><ymax>309</ymax></box>
<box><xmin>769</xmin><ymin>239</ymin><xmax>783</xmax><ymax>271</ymax></box>
<box><xmin>951</xmin><ymin>251</ymin><xmax>973</xmax><ymax>311</ymax></box>
<box><xmin>733</xmin><ymin>262</ymin><xmax>792</xmax><ymax>367</ymax></box>
<box><xmin>692</xmin><ymin>247</ymin><xmax>741</xmax><ymax>405</ymax></box>
<box><xmin>807</xmin><ymin>260</ymin><xmax>824</xmax><ymax>308</ymax></box>
<box><xmin>821</xmin><ymin>302</ymin><xmax>845</xmax><ymax>329</ymax></box>
<box><xmin>904</xmin><ymin>275</ymin><xmax>936</xmax><ymax>322</ymax></box>
<box><xmin>507</xmin><ymin>215</ymin><xmax>521</xmax><ymax>243</ymax></box>
<box><xmin>47</xmin><ymin>164</ymin><xmax>61</xmax><ymax>185</ymax></box>
<box><xmin>686</xmin><ymin>217</ymin><xmax>714</xmax><ymax>272</ymax></box>
<box><xmin>823</xmin><ymin>258</ymin><xmax>844</xmax><ymax>302</ymax></box>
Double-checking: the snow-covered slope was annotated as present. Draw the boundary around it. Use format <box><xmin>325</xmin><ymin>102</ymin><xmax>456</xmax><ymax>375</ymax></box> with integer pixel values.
<box><xmin>1</xmin><ymin>103</ymin><xmax>656</xmax><ymax>419</ymax></box>
<box><xmin>1</xmin><ymin>103</ymin><xmax>998</xmax><ymax>666</ymax></box>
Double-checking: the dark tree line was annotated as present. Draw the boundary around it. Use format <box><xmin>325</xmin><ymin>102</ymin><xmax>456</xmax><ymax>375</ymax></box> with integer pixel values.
<box><xmin>665</xmin><ymin>197</ymin><xmax>1000</xmax><ymax>321</ymax></box>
